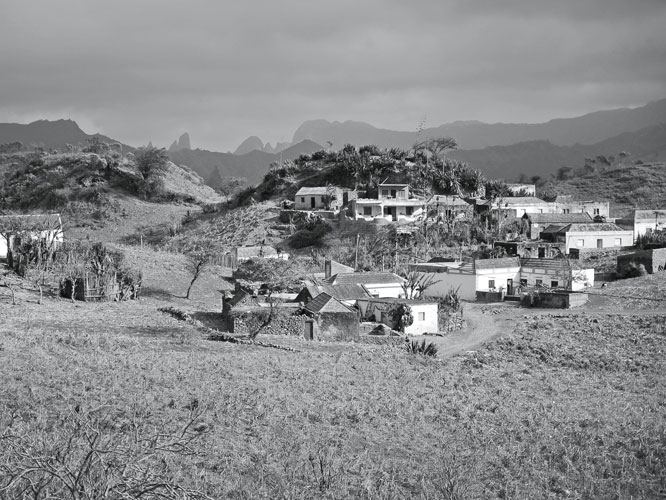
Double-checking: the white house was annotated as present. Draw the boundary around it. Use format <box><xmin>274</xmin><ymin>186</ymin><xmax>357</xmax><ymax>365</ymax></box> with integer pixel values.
<box><xmin>294</xmin><ymin>186</ymin><xmax>343</xmax><ymax>211</ymax></box>
<box><xmin>0</xmin><ymin>213</ymin><xmax>63</xmax><ymax>260</ymax></box>
<box><xmin>519</xmin><ymin>258</ymin><xmax>594</xmax><ymax>291</ymax></box>
<box><xmin>356</xmin><ymin>298</ymin><xmax>439</xmax><ymax>335</ymax></box>
<box><xmin>351</xmin><ymin>181</ymin><xmax>426</xmax><ymax>222</ymax></box>
<box><xmin>541</xmin><ymin>223</ymin><xmax>633</xmax><ymax>253</ymax></box>
<box><xmin>324</xmin><ymin>271</ymin><xmax>405</xmax><ymax>298</ymax></box>
<box><xmin>492</xmin><ymin>197</ymin><xmax>555</xmax><ymax>218</ymax></box>
<box><xmin>408</xmin><ymin>260</ymin><xmax>477</xmax><ymax>300</ymax></box>
<box><xmin>474</xmin><ymin>257</ymin><xmax>522</xmax><ymax>295</ymax></box>
<box><xmin>631</xmin><ymin>209</ymin><xmax>666</xmax><ymax>242</ymax></box>
<box><xmin>553</xmin><ymin>195</ymin><xmax>610</xmax><ymax>219</ymax></box>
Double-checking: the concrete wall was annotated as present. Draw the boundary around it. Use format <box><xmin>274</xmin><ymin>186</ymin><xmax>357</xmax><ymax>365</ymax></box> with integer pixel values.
<box><xmin>475</xmin><ymin>268</ymin><xmax>521</xmax><ymax>293</ymax></box>
<box><xmin>521</xmin><ymin>291</ymin><xmax>588</xmax><ymax>309</ymax></box>
<box><xmin>371</xmin><ymin>302</ymin><xmax>438</xmax><ymax>335</ymax></box>
<box><xmin>364</xmin><ymin>283</ymin><xmax>405</xmax><ymax>299</ymax></box>
<box><xmin>556</xmin><ymin>201</ymin><xmax>609</xmax><ymax>218</ymax></box>
<box><xmin>315</xmin><ymin>312</ymin><xmax>359</xmax><ymax>341</ymax></box>
<box><xmin>565</xmin><ymin>231</ymin><xmax>633</xmax><ymax>252</ymax></box>
<box><xmin>417</xmin><ymin>271</ymin><xmax>476</xmax><ymax>301</ymax></box>
<box><xmin>617</xmin><ymin>248</ymin><xmax>666</xmax><ymax>274</ymax></box>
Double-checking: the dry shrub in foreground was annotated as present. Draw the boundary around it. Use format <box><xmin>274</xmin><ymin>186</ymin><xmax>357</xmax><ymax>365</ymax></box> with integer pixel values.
<box><xmin>0</xmin><ymin>407</ymin><xmax>212</xmax><ymax>500</ymax></box>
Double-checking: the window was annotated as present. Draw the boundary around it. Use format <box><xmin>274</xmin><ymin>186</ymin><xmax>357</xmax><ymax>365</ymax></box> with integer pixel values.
<box><xmin>391</xmin><ymin>189</ymin><xmax>397</xmax><ymax>198</ymax></box>
<box><xmin>397</xmin><ymin>190</ymin><xmax>405</xmax><ymax>198</ymax></box>
<box><xmin>551</xmin><ymin>280</ymin><xmax>559</xmax><ymax>288</ymax></box>
<box><xmin>593</xmin><ymin>208</ymin><xmax>600</xmax><ymax>215</ymax></box>
<box><xmin>597</xmin><ymin>239</ymin><xmax>603</xmax><ymax>249</ymax></box>
<box><xmin>577</xmin><ymin>239</ymin><xmax>585</xmax><ymax>247</ymax></box>
<box><xmin>488</xmin><ymin>279</ymin><xmax>495</xmax><ymax>289</ymax></box>
<box><xmin>300</xmin><ymin>197</ymin><xmax>305</xmax><ymax>203</ymax></box>
<box><xmin>363</xmin><ymin>206</ymin><xmax>372</xmax><ymax>216</ymax></box>
<box><xmin>382</xmin><ymin>189</ymin><xmax>388</xmax><ymax>197</ymax></box>
<box><xmin>520</xmin><ymin>278</ymin><xmax>528</xmax><ymax>286</ymax></box>
<box><xmin>418</xmin><ymin>312</ymin><xmax>425</xmax><ymax>321</ymax></box>
<box><xmin>406</xmin><ymin>207</ymin><xmax>413</xmax><ymax>216</ymax></box>
<box><xmin>615</xmin><ymin>238</ymin><xmax>622</xmax><ymax>246</ymax></box>
<box><xmin>563</xmin><ymin>208</ymin><xmax>570</xmax><ymax>214</ymax></box>
<box><xmin>536</xmin><ymin>279</ymin><xmax>543</xmax><ymax>286</ymax></box>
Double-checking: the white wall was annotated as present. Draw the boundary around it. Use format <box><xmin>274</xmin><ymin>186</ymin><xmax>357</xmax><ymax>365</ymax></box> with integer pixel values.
<box><xmin>417</xmin><ymin>271</ymin><xmax>476</xmax><ymax>301</ymax></box>
<box><xmin>403</xmin><ymin>303</ymin><xmax>438</xmax><ymax>335</ymax></box>
<box><xmin>565</xmin><ymin>231</ymin><xmax>633</xmax><ymax>252</ymax></box>
<box><xmin>571</xmin><ymin>269</ymin><xmax>594</xmax><ymax>291</ymax></box>
<box><xmin>364</xmin><ymin>283</ymin><xmax>405</xmax><ymax>298</ymax></box>
<box><xmin>475</xmin><ymin>268</ymin><xmax>521</xmax><ymax>293</ymax></box>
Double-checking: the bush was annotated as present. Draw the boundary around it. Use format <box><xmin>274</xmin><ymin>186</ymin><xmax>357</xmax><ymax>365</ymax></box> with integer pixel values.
<box><xmin>620</xmin><ymin>261</ymin><xmax>648</xmax><ymax>278</ymax></box>
<box><xmin>405</xmin><ymin>338</ymin><xmax>438</xmax><ymax>356</ymax></box>
<box><xmin>287</xmin><ymin>222</ymin><xmax>331</xmax><ymax>249</ymax></box>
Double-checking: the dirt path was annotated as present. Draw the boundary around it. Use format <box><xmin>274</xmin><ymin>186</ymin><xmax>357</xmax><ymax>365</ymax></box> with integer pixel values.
<box><xmin>423</xmin><ymin>302</ymin><xmax>515</xmax><ymax>358</ymax></box>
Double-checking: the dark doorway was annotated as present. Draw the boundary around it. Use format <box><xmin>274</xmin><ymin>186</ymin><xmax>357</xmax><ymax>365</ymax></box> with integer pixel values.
<box><xmin>311</xmin><ymin>197</ymin><xmax>316</xmax><ymax>209</ymax></box>
<box><xmin>304</xmin><ymin>320</ymin><xmax>314</xmax><ymax>340</ymax></box>
<box><xmin>506</xmin><ymin>279</ymin><xmax>513</xmax><ymax>295</ymax></box>
<box><xmin>538</xmin><ymin>247</ymin><xmax>545</xmax><ymax>258</ymax></box>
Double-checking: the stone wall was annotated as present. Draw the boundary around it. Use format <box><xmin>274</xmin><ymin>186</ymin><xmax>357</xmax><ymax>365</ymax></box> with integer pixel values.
<box><xmin>229</xmin><ymin>309</ymin><xmax>304</xmax><ymax>336</ymax></box>
<box><xmin>521</xmin><ymin>291</ymin><xmax>588</xmax><ymax>309</ymax></box>
<box><xmin>617</xmin><ymin>248</ymin><xmax>666</xmax><ymax>274</ymax></box>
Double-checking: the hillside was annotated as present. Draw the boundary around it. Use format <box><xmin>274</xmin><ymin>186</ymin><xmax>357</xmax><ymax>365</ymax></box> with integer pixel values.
<box><xmin>169</xmin><ymin>139</ymin><xmax>323</xmax><ymax>186</ymax></box>
<box><xmin>289</xmin><ymin>98</ymin><xmax>666</xmax><ymax>150</ymax></box>
<box><xmin>538</xmin><ymin>160</ymin><xmax>666</xmax><ymax>218</ymax></box>
<box><xmin>450</xmin><ymin>123</ymin><xmax>666</xmax><ymax>180</ymax></box>
<box><xmin>0</xmin><ymin>150</ymin><xmax>222</xmax><ymax>240</ymax></box>
<box><xmin>0</xmin><ymin>119</ymin><xmax>132</xmax><ymax>151</ymax></box>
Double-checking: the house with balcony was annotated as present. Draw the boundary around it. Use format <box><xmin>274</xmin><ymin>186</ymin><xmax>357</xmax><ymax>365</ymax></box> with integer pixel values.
<box><xmin>540</xmin><ymin>222</ymin><xmax>633</xmax><ymax>253</ymax></box>
<box><xmin>351</xmin><ymin>180</ymin><xmax>425</xmax><ymax>222</ymax></box>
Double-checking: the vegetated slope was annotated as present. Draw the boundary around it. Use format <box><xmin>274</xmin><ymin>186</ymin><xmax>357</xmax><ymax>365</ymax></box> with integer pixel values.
<box><xmin>540</xmin><ymin>160</ymin><xmax>666</xmax><ymax>217</ymax></box>
<box><xmin>449</xmin><ymin>123</ymin><xmax>666</xmax><ymax>180</ymax></box>
<box><xmin>291</xmin><ymin>98</ymin><xmax>666</xmax><ymax>150</ymax></box>
<box><xmin>0</xmin><ymin>119</ymin><xmax>132</xmax><ymax>151</ymax></box>
<box><xmin>0</xmin><ymin>280</ymin><xmax>663</xmax><ymax>498</ymax></box>
<box><xmin>0</xmin><ymin>150</ymin><xmax>222</xmax><ymax>241</ymax></box>
<box><xmin>169</xmin><ymin>139</ymin><xmax>323</xmax><ymax>186</ymax></box>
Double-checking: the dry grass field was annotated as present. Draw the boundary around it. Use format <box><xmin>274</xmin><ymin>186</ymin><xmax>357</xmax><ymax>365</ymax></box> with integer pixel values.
<box><xmin>1</xmin><ymin>245</ymin><xmax>665</xmax><ymax>499</ymax></box>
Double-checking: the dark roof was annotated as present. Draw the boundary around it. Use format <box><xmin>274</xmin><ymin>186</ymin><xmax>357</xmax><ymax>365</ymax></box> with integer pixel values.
<box><xmin>325</xmin><ymin>272</ymin><xmax>404</xmax><ymax>286</ymax></box>
<box><xmin>563</xmin><ymin>223</ymin><xmax>627</xmax><ymax>232</ymax></box>
<box><xmin>474</xmin><ymin>257</ymin><xmax>521</xmax><ymax>270</ymax></box>
<box><xmin>322</xmin><ymin>284</ymin><xmax>371</xmax><ymax>300</ymax></box>
<box><xmin>361</xmin><ymin>297</ymin><xmax>438</xmax><ymax>306</ymax></box>
<box><xmin>526</xmin><ymin>213</ymin><xmax>592</xmax><ymax>224</ymax></box>
<box><xmin>304</xmin><ymin>293</ymin><xmax>354</xmax><ymax>314</ymax></box>
<box><xmin>520</xmin><ymin>258</ymin><xmax>571</xmax><ymax>272</ymax></box>
<box><xmin>541</xmin><ymin>224</ymin><xmax>567</xmax><ymax>234</ymax></box>
<box><xmin>498</xmin><ymin>197</ymin><xmax>548</xmax><ymax>206</ymax></box>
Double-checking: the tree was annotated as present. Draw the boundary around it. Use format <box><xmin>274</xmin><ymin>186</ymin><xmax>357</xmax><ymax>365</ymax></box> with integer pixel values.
<box><xmin>401</xmin><ymin>271</ymin><xmax>440</xmax><ymax>299</ymax></box>
<box><xmin>389</xmin><ymin>303</ymin><xmax>414</xmax><ymax>333</ymax></box>
<box><xmin>184</xmin><ymin>241</ymin><xmax>216</xmax><ymax>299</ymax></box>
<box><xmin>134</xmin><ymin>146</ymin><xmax>169</xmax><ymax>198</ymax></box>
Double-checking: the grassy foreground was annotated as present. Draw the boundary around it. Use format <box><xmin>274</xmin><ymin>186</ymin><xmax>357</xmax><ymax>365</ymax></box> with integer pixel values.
<box><xmin>1</xmin><ymin>291</ymin><xmax>664</xmax><ymax>499</ymax></box>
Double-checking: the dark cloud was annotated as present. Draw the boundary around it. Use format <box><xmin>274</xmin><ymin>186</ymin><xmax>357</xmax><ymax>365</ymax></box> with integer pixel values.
<box><xmin>0</xmin><ymin>0</ymin><xmax>664</xmax><ymax>150</ymax></box>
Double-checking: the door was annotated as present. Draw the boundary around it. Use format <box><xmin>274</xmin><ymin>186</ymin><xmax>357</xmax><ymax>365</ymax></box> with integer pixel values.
<box><xmin>596</xmin><ymin>239</ymin><xmax>603</xmax><ymax>249</ymax></box>
<box><xmin>304</xmin><ymin>319</ymin><xmax>314</xmax><ymax>340</ymax></box>
<box><xmin>310</xmin><ymin>197</ymin><xmax>316</xmax><ymax>209</ymax></box>
<box><xmin>506</xmin><ymin>279</ymin><xmax>513</xmax><ymax>295</ymax></box>
<box><xmin>538</xmin><ymin>247</ymin><xmax>545</xmax><ymax>258</ymax></box>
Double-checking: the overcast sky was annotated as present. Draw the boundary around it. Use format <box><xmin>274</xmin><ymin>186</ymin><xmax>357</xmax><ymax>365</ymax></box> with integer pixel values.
<box><xmin>1</xmin><ymin>0</ymin><xmax>665</xmax><ymax>151</ymax></box>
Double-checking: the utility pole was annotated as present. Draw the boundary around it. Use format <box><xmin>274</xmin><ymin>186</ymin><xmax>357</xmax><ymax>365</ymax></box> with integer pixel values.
<box><xmin>354</xmin><ymin>233</ymin><xmax>360</xmax><ymax>271</ymax></box>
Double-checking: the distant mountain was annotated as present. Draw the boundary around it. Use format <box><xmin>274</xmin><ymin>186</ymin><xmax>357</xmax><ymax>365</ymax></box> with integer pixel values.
<box><xmin>168</xmin><ymin>132</ymin><xmax>191</xmax><ymax>152</ymax></box>
<box><xmin>169</xmin><ymin>139</ymin><xmax>323</xmax><ymax>186</ymax></box>
<box><xmin>0</xmin><ymin>119</ymin><xmax>130</xmax><ymax>151</ymax></box>
<box><xmin>290</xmin><ymin>98</ymin><xmax>666</xmax><ymax>150</ymax></box>
<box><xmin>233</xmin><ymin>136</ymin><xmax>264</xmax><ymax>155</ymax></box>
<box><xmin>449</xmin><ymin>123</ymin><xmax>666</xmax><ymax>180</ymax></box>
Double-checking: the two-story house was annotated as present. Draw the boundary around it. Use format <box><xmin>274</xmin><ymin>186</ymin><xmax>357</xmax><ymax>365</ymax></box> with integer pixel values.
<box><xmin>351</xmin><ymin>181</ymin><xmax>425</xmax><ymax>222</ymax></box>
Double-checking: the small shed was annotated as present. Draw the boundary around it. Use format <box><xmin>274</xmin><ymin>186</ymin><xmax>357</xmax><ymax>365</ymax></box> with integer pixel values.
<box><xmin>356</xmin><ymin>298</ymin><xmax>439</xmax><ymax>335</ymax></box>
<box><xmin>302</xmin><ymin>292</ymin><xmax>359</xmax><ymax>341</ymax></box>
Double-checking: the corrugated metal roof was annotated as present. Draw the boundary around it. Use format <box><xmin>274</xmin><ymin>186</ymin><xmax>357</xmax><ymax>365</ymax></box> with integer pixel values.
<box><xmin>527</xmin><ymin>213</ymin><xmax>592</xmax><ymax>223</ymax></box>
<box><xmin>520</xmin><ymin>258</ymin><xmax>571</xmax><ymax>272</ymax></box>
<box><xmin>634</xmin><ymin>209</ymin><xmax>666</xmax><ymax>221</ymax></box>
<box><xmin>326</xmin><ymin>272</ymin><xmax>404</xmax><ymax>285</ymax></box>
<box><xmin>295</xmin><ymin>187</ymin><xmax>332</xmax><ymax>196</ymax></box>
<box><xmin>498</xmin><ymin>197</ymin><xmax>549</xmax><ymax>206</ymax></box>
<box><xmin>474</xmin><ymin>257</ymin><xmax>521</xmax><ymax>270</ymax></box>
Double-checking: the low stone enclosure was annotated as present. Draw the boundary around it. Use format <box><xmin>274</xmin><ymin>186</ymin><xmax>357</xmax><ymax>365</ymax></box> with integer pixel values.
<box><xmin>617</xmin><ymin>248</ymin><xmax>666</xmax><ymax>275</ymax></box>
<box><xmin>520</xmin><ymin>291</ymin><xmax>588</xmax><ymax>309</ymax></box>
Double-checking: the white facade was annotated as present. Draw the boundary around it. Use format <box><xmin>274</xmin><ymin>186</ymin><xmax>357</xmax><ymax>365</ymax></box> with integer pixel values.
<box><xmin>357</xmin><ymin>299</ymin><xmax>439</xmax><ymax>335</ymax></box>
<box><xmin>408</xmin><ymin>262</ymin><xmax>476</xmax><ymax>300</ymax></box>
<box><xmin>294</xmin><ymin>187</ymin><xmax>342</xmax><ymax>211</ymax></box>
<box><xmin>565</xmin><ymin>230</ymin><xmax>632</xmax><ymax>253</ymax></box>
<box><xmin>475</xmin><ymin>266</ymin><xmax>522</xmax><ymax>294</ymax></box>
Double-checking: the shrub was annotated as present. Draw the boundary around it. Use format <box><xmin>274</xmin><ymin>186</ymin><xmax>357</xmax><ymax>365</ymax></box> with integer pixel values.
<box><xmin>405</xmin><ymin>338</ymin><xmax>438</xmax><ymax>356</ymax></box>
<box><xmin>389</xmin><ymin>303</ymin><xmax>414</xmax><ymax>333</ymax></box>
<box><xmin>287</xmin><ymin>222</ymin><xmax>331</xmax><ymax>249</ymax></box>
